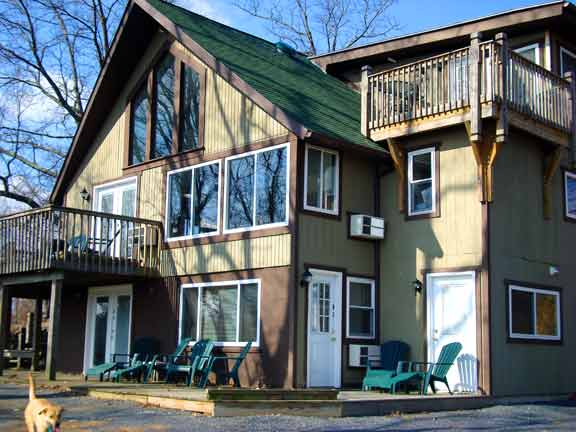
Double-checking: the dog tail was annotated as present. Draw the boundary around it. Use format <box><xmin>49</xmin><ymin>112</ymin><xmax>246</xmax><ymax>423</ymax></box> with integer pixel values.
<box><xmin>28</xmin><ymin>373</ymin><xmax>36</xmax><ymax>400</ymax></box>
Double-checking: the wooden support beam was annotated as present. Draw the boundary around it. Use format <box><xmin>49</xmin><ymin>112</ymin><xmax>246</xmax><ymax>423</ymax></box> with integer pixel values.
<box><xmin>361</xmin><ymin>65</ymin><xmax>373</xmax><ymax>137</ymax></box>
<box><xmin>0</xmin><ymin>284</ymin><xmax>10</xmax><ymax>376</ymax></box>
<box><xmin>387</xmin><ymin>138</ymin><xmax>406</xmax><ymax>212</ymax></box>
<box><xmin>495</xmin><ymin>33</ymin><xmax>509</xmax><ymax>144</ymax></box>
<box><xmin>469</xmin><ymin>32</ymin><xmax>483</xmax><ymax>143</ymax></box>
<box><xmin>466</xmin><ymin>122</ymin><xmax>500</xmax><ymax>203</ymax></box>
<box><xmin>31</xmin><ymin>299</ymin><xmax>42</xmax><ymax>371</ymax></box>
<box><xmin>46</xmin><ymin>279</ymin><xmax>62</xmax><ymax>381</ymax></box>
<box><xmin>543</xmin><ymin>147</ymin><xmax>564</xmax><ymax>219</ymax></box>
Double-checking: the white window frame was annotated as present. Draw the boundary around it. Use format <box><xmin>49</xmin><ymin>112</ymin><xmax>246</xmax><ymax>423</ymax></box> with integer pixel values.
<box><xmin>223</xmin><ymin>142</ymin><xmax>290</xmax><ymax>234</ymax></box>
<box><xmin>178</xmin><ymin>279</ymin><xmax>261</xmax><ymax>347</ymax></box>
<box><xmin>407</xmin><ymin>146</ymin><xmax>437</xmax><ymax>217</ymax></box>
<box><xmin>165</xmin><ymin>160</ymin><xmax>221</xmax><ymax>241</ymax></box>
<box><xmin>303</xmin><ymin>144</ymin><xmax>340</xmax><ymax>216</ymax></box>
<box><xmin>514</xmin><ymin>43</ymin><xmax>541</xmax><ymax>65</ymax></box>
<box><xmin>92</xmin><ymin>176</ymin><xmax>138</xmax><ymax>214</ymax></box>
<box><xmin>508</xmin><ymin>284</ymin><xmax>561</xmax><ymax>341</ymax></box>
<box><xmin>565</xmin><ymin>171</ymin><xmax>576</xmax><ymax>220</ymax></box>
<box><xmin>560</xmin><ymin>46</ymin><xmax>576</xmax><ymax>76</ymax></box>
<box><xmin>346</xmin><ymin>277</ymin><xmax>375</xmax><ymax>339</ymax></box>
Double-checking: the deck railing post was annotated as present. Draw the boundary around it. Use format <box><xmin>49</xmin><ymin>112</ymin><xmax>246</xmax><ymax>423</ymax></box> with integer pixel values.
<box><xmin>496</xmin><ymin>32</ymin><xmax>509</xmax><ymax>143</ymax></box>
<box><xmin>469</xmin><ymin>32</ymin><xmax>483</xmax><ymax>143</ymax></box>
<box><xmin>361</xmin><ymin>65</ymin><xmax>373</xmax><ymax>137</ymax></box>
<box><xmin>46</xmin><ymin>278</ymin><xmax>62</xmax><ymax>381</ymax></box>
<box><xmin>0</xmin><ymin>283</ymin><xmax>10</xmax><ymax>376</ymax></box>
<box><xmin>564</xmin><ymin>71</ymin><xmax>576</xmax><ymax>167</ymax></box>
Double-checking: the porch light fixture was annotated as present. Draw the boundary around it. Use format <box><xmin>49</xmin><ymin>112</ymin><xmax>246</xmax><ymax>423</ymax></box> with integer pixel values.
<box><xmin>412</xmin><ymin>279</ymin><xmax>423</xmax><ymax>295</ymax></box>
<box><xmin>80</xmin><ymin>188</ymin><xmax>90</xmax><ymax>203</ymax></box>
<box><xmin>300</xmin><ymin>269</ymin><xmax>313</xmax><ymax>287</ymax></box>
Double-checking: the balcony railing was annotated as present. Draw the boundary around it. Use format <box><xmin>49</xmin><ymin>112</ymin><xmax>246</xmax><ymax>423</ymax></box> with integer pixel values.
<box><xmin>364</xmin><ymin>39</ymin><xmax>575</xmax><ymax>139</ymax></box>
<box><xmin>0</xmin><ymin>206</ymin><xmax>163</xmax><ymax>277</ymax></box>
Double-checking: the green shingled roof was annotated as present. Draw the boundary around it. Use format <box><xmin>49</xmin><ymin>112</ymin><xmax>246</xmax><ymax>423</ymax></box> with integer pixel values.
<box><xmin>146</xmin><ymin>0</ymin><xmax>384</xmax><ymax>153</ymax></box>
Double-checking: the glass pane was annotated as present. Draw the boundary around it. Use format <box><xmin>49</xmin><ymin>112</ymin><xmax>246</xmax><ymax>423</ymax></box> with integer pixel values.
<box><xmin>322</xmin><ymin>152</ymin><xmax>337</xmax><ymax>211</ymax></box>
<box><xmin>239</xmin><ymin>283</ymin><xmax>258</xmax><ymax>342</ymax></box>
<box><xmin>306</xmin><ymin>148</ymin><xmax>322</xmax><ymax>208</ymax></box>
<box><xmin>511</xmin><ymin>290</ymin><xmax>534</xmax><ymax>335</ymax></box>
<box><xmin>130</xmin><ymin>86</ymin><xmax>148</xmax><ymax>165</ymax></box>
<box><xmin>200</xmin><ymin>285</ymin><xmax>238</xmax><ymax>342</ymax></box>
<box><xmin>412</xmin><ymin>152</ymin><xmax>432</xmax><ymax>181</ymax></box>
<box><xmin>562</xmin><ymin>50</ymin><xmax>576</xmax><ymax>75</ymax></box>
<box><xmin>181</xmin><ymin>65</ymin><xmax>201</xmax><ymax>151</ymax></box>
<box><xmin>536</xmin><ymin>293</ymin><xmax>558</xmax><ymax>336</ymax></box>
<box><xmin>227</xmin><ymin>156</ymin><xmax>254</xmax><ymax>229</ymax></box>
<box><xmin>516</xmin><ymin>47</ymin><xmax>537</xmax><ymax>63</ymax></box>
<box><xmin>168</xmin><ymin>170</ymin><xmax>193</xmax><ymax>238</ymax></box>
<box><xmin>193</xmin><ymin>164</ymin><xmax>219</xmax><ymax>234</ymax></box>
<box><xmin>349</xmin><ymin>282</ymin><xmax>372</xmax><ymax>307</ymax></box>
<box><xmin>93</xmin><ymin>297</ymin><xmax>109</xmax><ymax>365</ymax></box>
<box><xmin>152</xmin><ymin>54</ymin><xmax>175</xmax><ymax>159</ymax></box>
<box><xmin>181</xmin><ymin>288</ymin><xmax>198</xmax><ymax>340</ymax></box>
<box><xmin>121</xmin><ymin>189</ymin><xmax>136</xmax><ymax>217</ymax></box>
<box><xmin>566</xmin><ymin>175</ymin><xmax>576</xmax><ymax>217</ymax></box>
<box><xmin>319</xmin><ymin>282</ymin><xmax>330</xmax><ymax>333</ymax></box>
<box><xmin>349</xmin><ymin>308</ymin><xmax>374</xmax><ymax>338</ymax></box>
<box><xmin>100</xmin><ymin>193</ymin><xmax>114</xmax><ymax>214</ymax></box>
<box><xmin>114</xmin><ymin>295</ymin><xmax>131</xmax><ymax>356</ymax></box>
<box><xmin>256</xmin><ymin>147</ymin><xmax>287</xmax><ymax>225</ymax></box>
<box><xmin>410</xmin><ymin>180</ymin><xmax>433</xmax><ymax>213</ymax></box>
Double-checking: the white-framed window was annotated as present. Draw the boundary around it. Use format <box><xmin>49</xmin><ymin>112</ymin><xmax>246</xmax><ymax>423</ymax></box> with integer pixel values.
<box><xmin>303</xmin><ymin>144</ymin><xmax>340</xmax><ymax>215</ymax></box>
<box><xmin>508</xmin><ymin>283</ymin><xmax>561</xmax><ymax>342</ymax></box>
<box><xmin>224</xmin><ymin>143</ymin><xmax>289</xmax><ymax>233</ymax></box>
<box><xmin>565</xmin><ymin>171</ymin><xmax>576</xmax><ymax>221</ymax></box>
<box><xmin>165</xmin><ymin>160</ymin><xmax>220</xmax><ymax>241</ymax></box>
<box><xmin>407</xmin><ymin>146</ymin><xmax>437</xmax><ymax>216</ymax></box>
<box><xmin>514</xmin><ymin>43</ymin><xmax>541</xmax><ymax>65</ymax></box>
<box><xmin>346</xmin><ymin>277</ymin><xmax>375</xmax><ymax>339</ymax></box>
<box><xmin>560</xmin><ymin>47</ymin><xmax>576</xmax><ymax>77</ymax></box>
<box><xmin>179</xmin><ymin>279</ymin><xmax>261</xmax><ymax>347</ymax></box>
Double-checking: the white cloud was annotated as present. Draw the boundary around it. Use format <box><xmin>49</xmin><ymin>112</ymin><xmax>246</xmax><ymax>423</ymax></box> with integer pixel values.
<box><xmin>175</xmin><ymin>0</ymin><xmax>233</xmax><ymax>25</ymax></box>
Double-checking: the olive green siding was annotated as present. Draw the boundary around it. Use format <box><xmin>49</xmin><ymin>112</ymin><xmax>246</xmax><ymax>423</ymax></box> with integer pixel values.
<box><xmin>296</xmin><ymin>148</ymin><xmax>377</xmax><ymax>387</ymax></box>
<box><xmin>379</xmin><ymin>127</ymin><xmax>483</xmax><ymax>364</ymax></box>
<box><xmin>489</xmin><ymin>131</ymin><xmax>576</xmax><ymax>396</ymax></box>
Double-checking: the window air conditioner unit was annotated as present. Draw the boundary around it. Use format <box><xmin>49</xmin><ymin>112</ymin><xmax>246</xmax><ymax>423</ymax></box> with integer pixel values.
<box><xmin>350</xmin><ymin>214</ymin><xmax>385</xmax><ymax>240</ymax></box>
<box><xmin>349</xmin><ymin>344</ymin><xmax>380</xmax><ymax>367</ymax></box>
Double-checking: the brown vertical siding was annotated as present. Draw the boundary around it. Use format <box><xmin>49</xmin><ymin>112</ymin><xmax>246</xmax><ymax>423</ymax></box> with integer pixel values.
<box><xmin>58</xmin><ymin>286</ymin><xmax>87</xmax><ymax>374</ymax></box>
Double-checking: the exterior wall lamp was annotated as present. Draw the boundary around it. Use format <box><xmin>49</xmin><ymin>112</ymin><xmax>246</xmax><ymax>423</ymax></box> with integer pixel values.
<box><xmin>301</xmin><ymin>269</ymin><xmax>313</xmax><ymax>287</ymax></box>
<box><xmin>412</xmin><ymin>279</ymin><xmax>423</xmax><ymax>295</ymax></box>
<box><xmin>80</xmin><ymin>188</ymin><xmax>90</xmax><ymax>203</ymax></box>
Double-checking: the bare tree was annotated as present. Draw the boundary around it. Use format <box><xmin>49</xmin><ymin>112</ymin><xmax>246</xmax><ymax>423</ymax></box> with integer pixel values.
<box><xmin>234</xmin><ymin>0</ymin><xmax>398</xmax><ymax>56</ymax></box>
<box><xmin>0</xmin><ymin>0</ymin><xmax>124</xmax><ymax>210</ymax></box>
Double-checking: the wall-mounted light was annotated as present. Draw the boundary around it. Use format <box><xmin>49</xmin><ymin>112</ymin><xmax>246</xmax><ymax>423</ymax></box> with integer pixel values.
<box><xmin>300</xmin><ymin>269</ymin><xmax>313</xmax><ymax>287</ymax></box>
<box><xmin>80</xmin><ymin>188</ymin><xmax>90</xmax><ymax>203</ymax></box>
<box><xmin>412</xmin><ymin>279</ymin><xmax>423</xmax><ymax>295</ymax></box>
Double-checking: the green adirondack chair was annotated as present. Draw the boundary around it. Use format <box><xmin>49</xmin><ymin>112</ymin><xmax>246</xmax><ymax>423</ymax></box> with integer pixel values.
<box><xmin>198</xmin><ymin>341</ymin><xmax>252</xmax><ymax>389</ymax></box>
<box><xmin>164</xmin><ymin>339</ymin><xmax>214</xmax><ymax>386</ymax></box>
<box><xmin>389</xmin><ymin>342</ymin><xmax>463</xmax><ymax>395</ymax></box>
<box><xmin>84</xmin><ymin>352</ymin><xmax>134</xmax><ymax>382</ymax></box>
<box><xmin>142</xmin><ymin>337</ymin><xmax>194</xmax><ymax>383</ymax></box>
<box><xmin>184</xmin><ymin>340</ymin><xmax>215</xmax><ymax>386</ymax></box>
<box><xmin>110</xmin><ymin>353</ymin><xmax>146</xmax><ymax>382</ymax></box>
<box><xmin>362</xmin><ymin>340</ymin><xmax>410</xmax><ymax>391</ymax></box>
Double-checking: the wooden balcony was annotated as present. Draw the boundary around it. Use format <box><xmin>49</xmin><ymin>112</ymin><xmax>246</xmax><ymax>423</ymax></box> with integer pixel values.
<box><xmin>0</xmin><ymin>206</ymin><xmax>163</xmax><ymax>278</ymax></box>
<box><xmin>362</xmin><ymin>37</ymin><xmax>576</xmax><ymax>147</ymax></box>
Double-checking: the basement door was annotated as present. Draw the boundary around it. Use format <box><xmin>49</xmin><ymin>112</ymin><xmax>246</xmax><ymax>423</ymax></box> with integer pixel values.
<box><xmin>307</xmin><ymin>269</ymin><xmax>342</xmax><ymax>388</ymax></box>
<box><xmin>427</xmin><ymin>271</ymin><xmax>478</xmax><ymax>393</ymax></box>
<box><xmin>83</xmin><ymin>285</ymin><xmax>133</xmax><ymax>372</ymax></box>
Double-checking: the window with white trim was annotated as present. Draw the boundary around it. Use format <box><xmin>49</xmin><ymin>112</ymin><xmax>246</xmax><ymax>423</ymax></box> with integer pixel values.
<box><xmin>561</xmin><ymin>47</ymin><xmax>576</xmax><ymax>77</ymax></box>
<box><xmin>346</xmin><ymin>277</ymin><xmax>375</xmax><ymax>339</ymax></box>
<box><xmin>565</xmin><ymin>171</ymin><xmax>576</xmax><ymax>220</ymax></box>
<box><xmin>304</xmin><ymin>145</ymin><xmax>339</xmax><ymax>215</ymax></box>
<box><xmin>508</xmin><ymin>284</ymin><xmax>561</xmax><ymax>341</ymax></box>
<box><xmin>407</xmin><ymin>147</ymin><xmax>437</xmax><ymax>216</ymax></box>
<box><xmin>179</xmin><ymin>280</ymin><xmax>260</xmax><ymax>346</ymax></box>
<box><xmin>514</xmin><ymin>43</ymin><xmax>541</xmax><ymax>65</ymax></box>
<box><xmin>166</xmin><ymin>161</ymin><xmax>220</xmax><ymax>240</ymax></box>
<box><xmin>225</xmin><ymin>143</ymin><xmax>289</xmax><ymax>232</ymax></box>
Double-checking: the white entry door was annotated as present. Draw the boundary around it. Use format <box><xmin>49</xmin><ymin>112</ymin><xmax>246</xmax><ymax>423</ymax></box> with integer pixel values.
<box><xmin>427</xmin><ymin>271</ymin><xmax>477</xmax><ymax>393</ymax></box>
<box><xmin>307</xmin><ymin>269</ymin><xmax>342</xmax><ymax>388</ymax></box>
<box><xmin>83</xmin><ymin>285</ymin><xmax>133</xmax><ymax>371</ymax></box>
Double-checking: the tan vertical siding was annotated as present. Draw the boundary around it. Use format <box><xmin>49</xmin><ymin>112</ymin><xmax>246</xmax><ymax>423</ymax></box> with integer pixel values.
<box><xmin>139</xmin><ymin>166</ymin><xmax>164</xmax><ymax>221</ymax></box>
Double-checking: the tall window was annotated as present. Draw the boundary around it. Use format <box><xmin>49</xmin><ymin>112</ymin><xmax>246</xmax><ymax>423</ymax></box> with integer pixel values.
<box><xmin>180</xmin><ymin>64</ymin><xmax>201</xmax><ymax>151</ymax></box>
<box><xmin>508</xmin><ymin>283</ymin><xmax>561</xmax><ymax>342</ymax></box>
<box><xmin>225</xmin><ymin>144</ymin><xmax>289</xmax><ymax>232</ymax></box>
<box><xmin>407</xmin><ymin>147</ymin><xmax>437</xmax><ymax>217</ymax></box>
<box><xmin>304</xmin><ymin>145</ymin><xmax>339</xmax><ymax>215</ymax></box>
<box><xmin>180</xmin><ymin>280</ymin><xmax>260</xmax><ymax>346</ymax></box>
<box><xmin>346</xmin><ymin>277</ymin><xmax>375</xmax><ymax>339</ymax></box>
<box><xmin>166</xmin><ymin>161</ymin><xmax>220</xmax><ymax>240</ymax></box>
<box><xmin>152</xmin><ymin>54</ymin><xmax>176</xmax><ymax>159</ymax></box>
<box><xmin>129</xmin><ymin>85</ymin><xmax>149</xmax><ymax>165</ymax></box>
<box><xmin>565</xmin><ymin>171</ymin><xmax>576</xmax><ymax>221</ymax></box>
<box><xmin>561</xmin><ymin>47</ymin><xmax>576</xmax><ymax>77</ymax></box>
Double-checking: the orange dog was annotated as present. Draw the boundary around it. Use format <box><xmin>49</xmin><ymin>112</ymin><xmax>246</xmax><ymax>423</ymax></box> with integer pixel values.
<box><xmin>24</xmin><ymin>374</ymin><xmax>63</xmax><ymax>432</ymax></box>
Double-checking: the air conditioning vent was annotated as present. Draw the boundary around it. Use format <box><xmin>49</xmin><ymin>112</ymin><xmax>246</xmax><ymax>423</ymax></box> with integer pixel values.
<box><xmin>349</xmin><ymin>344</ymin><xmax>380</xmax><ymax>367</ymax></box>
<box><xmin>350</xmin><ymin>214</ymin><xmax>385</xmax><ymax>240</ymax></box>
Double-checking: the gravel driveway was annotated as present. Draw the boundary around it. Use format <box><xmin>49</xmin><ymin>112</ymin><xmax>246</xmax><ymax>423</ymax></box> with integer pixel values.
<box><xmin>1</xmin><ymin>384</ymin><xmax>575</xmax><ymax>431</ymax></box>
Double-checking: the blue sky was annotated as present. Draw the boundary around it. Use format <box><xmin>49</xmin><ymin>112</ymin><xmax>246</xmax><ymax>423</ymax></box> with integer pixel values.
<box><xmin>179</xmin><ymin>0</ymin><xmax>571</xmax><ymax>48</ymax></box>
